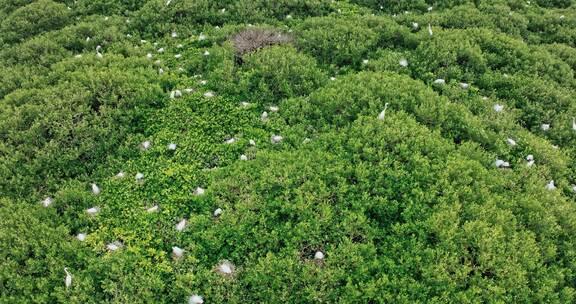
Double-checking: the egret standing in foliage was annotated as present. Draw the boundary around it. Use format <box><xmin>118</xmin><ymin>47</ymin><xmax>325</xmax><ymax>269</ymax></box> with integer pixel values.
<box><xmin>428</xmin><ymin>24</ymin><xmax>433</xmax><ymax>36</ymax></box>
<box><xmin>572</xmin><ymin>117</ymin><xmax>576</xmax><ymax>131</ymax></box>
<box><xmin>215</xmin><ymin>260</ymin><xmax>235</xmax><ymax>276</ymax></box>
<box><xmin>64</xmin><ymin>268</ymin><xmax>72</xmax><ymax>288</ymax></box>
<box><xmin>193</xmin><ymin>187</ymin><xmax>205</xmax><ymax>196</ymax></box>
<box><xmin>86</xmin><ymin>207</ymin><xmax>99</xmax><ymax>216</ymax></box>
<box><xmin>106</xmin><ymin>241</ymin><xmax>123</xmax><ymax>251</ymax></box>
<box><xmin>91</xmin><ymin>183</ymin><xmax>100</xmax><ymax>195</ymax></box>
<box><xmin>176</xmin><ymin>219</ymin><xmax>187</xmax><ymax>231</ymax></box>
<box><xmin>546</xmin><ymin>180</ymin><xmax>556</xmax><ymax>191</ymax></box>
<box><xmin>41</xmin><ymin>197</ymin><xmax>52</xmax><ymax>207</ymax></box>
<box><xmin>271</xmin><ymin>135</ymin><xmax>283</xmax><ymax>144</ymax></box>
<box><xmin>526</xmin><ymin>155</ymin><xmax>535</xmax><ymax>167</ymax></box>
<box><xmin>399</xmin><ymin>58</ymin><xmax>408</xmax><ymax>67</ymax></box>
<box><xmin>378</xmin><ymin>103</ymin><xmax>389</xmax><ymax>120</ymax></box>
<box><xmin>172</xmin><ymin>246</ymin><xmax>184</xmax><ymax>260</ymax></box>
<box><xmin>214</xmin><ymin>208</ymin><xmax>223</xmax><ymax>217</ymax></box>
<box><xmin>541</xmin><ymin>124</ymin><xmax>550</xmax><ymax>131</ymax></box>
<box><xmin>77</xmin><ymin>233</ymin><xmax>87</xmax><ymax>241</ymax></box>
<box><xmin>506</xmin><ymin>138</ymin><xmax>517</xmax><ymax>147</ymax></box>
<box><xmin>315</xmin><ymin>251</ymin><xmax>325</xmax><ymax>261</ymax></box>
<box><xmin>189</xmin><ymin>295</ymin><xmax>204</xmax><ymax>304</ymax></box>
<box><xmin>493</xmin><ymin>104</ymin><xmax>504</xmax><ymax>113</ymax></box>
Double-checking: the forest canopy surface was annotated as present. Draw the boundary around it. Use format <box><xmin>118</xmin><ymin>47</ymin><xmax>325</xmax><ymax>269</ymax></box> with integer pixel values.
<box><xmin>1</xmin><ymin>0</ymin><xmax>576</xmax><ymax>303</ymax></box>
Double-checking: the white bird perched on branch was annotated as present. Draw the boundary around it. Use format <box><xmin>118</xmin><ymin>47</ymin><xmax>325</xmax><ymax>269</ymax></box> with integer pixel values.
<box><xmin>176</xmin><ymin>219</ymin><xmax>187</xmax><ymax>231</ymax></box>
<box><xmin>64</xmin><ymin>268</ymin><xmax>72</xmax><ymax>288</ymax></box>
<box><xmin>495</xmin><ymin>159</ymin><xmax>510</xmax><ymax>168</ymax></box>
<box><xmin>86</xmin><ymin>207</ymin><xmax>99</xmax><ymax>216</ymax></box>
<box><xmin>215</xmin><ymin>260</ymin><xmax>235</xmax><ymax>276</ymax></box>
<box><xmin>314</xmin><ymin>251</ymin><xmax>325</xmax><ymax>260</ymax></box>
<box><xmin>240</xmin><ymin>154</ymin><xmax>248</xmax><ymax>161</ymax></box>
<box><xmin>493</xmin><ymin>104</ymin><xmax>504</xmax><ymax>113</ymax></box>
<box><xmin>172</xmin><ymin>246</ymin><xmax>184</xmax><ymax>260</ymax></box>
<box><xmin>506</xmin><ymin>138</ymin><xmax>517</xmax><ymax>146</ymax></box>
<box><xmin>146</xmin><ymin>205</ymin><xmax>159</xmax><ymax>213</ymax></box>
<box><xmin>141</xmin><ymin>141</ymin><xmax>151</xmax><ymax>150</ymax></box>
<box><xmin>116</xmin><ymin>171</ymin><xmax>125</xmax><ymax>178</ymax></box>
<box><xmin>135</xmin><ymin>172</ymin><xmax>144</xmax><ymax>182</ymax></box>
<box><xmin>171</xmin><ymin>31</ymin><xmax>177</xmax><ymax>38</ymax></box>
<box><xmin>428</xmin><ymin>24</ymin><xmax>433</xmax><ymax>36</ymax></box>
<box><xmin>271</xmin><ymin>135</ymin><xmax>283</xmax><ymax>144</ymax></box>
<box><xmin>433</xmin><ymin>78</ymin><xmax>445</xmax><ymax>85</ymax></box>
<box><xmin>412</xmin><ymin>22</ymin><xmax>419</xmax><ymax>30</ymax></box>
<box><xmin>203</xmin><ymin>91</ymin><xmax>214</xmax><ymax>98</ymax></box>
<box><xmin>545</xmin><ymin>180</ymin><xmax>556</xmax><ymax>191</ymax></box>
<box><xmin>214</xmin><ymin>208</ymin><xmax>223</xmax><ymax>217</ymax></box>
<box><xmin>198</xmin><ymin>33</ymin><xmax>206</xmax><ymax>41</ymax></box>
<box><xmin>225</xmin><ymin>137</ymin><xmax>237</xmax><ymax>144</ymax></box>
<box><xmin>526</xmin><ymin>154</ymin><xmax>534</xmax><ymax>167</ymax></box>
<box><xmin>41</xmin><ymin>197</ymin><xmax>53</xmax><ymax>207</ymax></box>
<box><xmin>91</xmin><ymin>183</ymin><xmax>101</xmax><ymax>195</ymax></box>
<box><xmin>106</xmin><ymin>241</ymin><xmax>123</xmax><ymax>251</ymax></box>
<box><xmin>193</xmin><ymin>187</ymin><xmax>205</xmax><ymax>196</ymax></box>
<box><xmin>269</xmin><ymin>105</ymin><xmax>279</xmax><ymax>112</ymax></box>
<box><xmin>378</xmin><ymin>103</ymin><xmax>389</xmax><ymax>120</ymax></box>
<box><xmin>165</xmin><ymin>0</ymin><xmax>172</xmax><ymax>5</ymax></box>
<box><xmin>541</xmin><ymin>124</ymin><xmax>550</xmax><ymax>131</ymax></box>
<box><xmin>249</xmin><ymin>139</ymin><xmax>256</xmax><ymax>146</ymax></box>
<box><xmin>261</xmin><ymin>111</ymin><xmax>269</xmax><ymax>122</ymax></box>
<box><xmin>189</xmin><ymin>295</ymin><xmax>204</xmax><ymax>304</ymax></box>
<box><xmin>459</xmin><ymin>82</ymin><xmax>469</xmax><ymax>89</ymax></box>
<box><xmin>77</xmin><ymin>233</ymin><xmax>87</xmax><ymax>241</ymax></box>
<box><xmin>399</xmin><ymin>58</ymin><xmax>408</xmax><ymax>67</ymax></box>
<box><xmin>203</xmin><ymin>50</ymin><xmax>210</xmax><ymax>56</ymax></box>
<box><xmin>168</xmin><ymin>143</ymin><xmax>177</xmax><ymax>151</ymax></box>
<box><xmin>572</xmin><ymin>117</ymin><xmax>576</xmax><ymax>131</ymax></box>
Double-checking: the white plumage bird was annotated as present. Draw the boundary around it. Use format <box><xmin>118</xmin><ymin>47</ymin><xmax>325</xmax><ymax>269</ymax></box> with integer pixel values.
<box><xmin>41</xmin><ymin>197</ymin><xmax>53</xmax><ymax>207</ymax></box>
<box><xmin>135</xmin><ymin>172</ymin><xmax>144</xmax><ymax>182</ymax></box>
<box><xmin>215</xmin><ymin>260</ymin><xmax>235</xmax><ymax>276</ymax></box>
<box><xmin>116</xmin><ymin>171</ymin><xmax>125</xmax><ymax>178</ymax></box>
<box><xmin>493</xmin><ymin>104</ymin><xmax>504</xmax><ymax>113</ymax></box>
<box><xmin>106</xmin><ymin>241</ymin><xmax>123</xmax><ymax>251</ymax></box>
<box><xmin>545</xmin><ymin>180</ymin><xmax>556</xmax><ymax>191</ymax></box>
<box><xmin>172</xmin><ymin>246</ymin><xmax>185</xmax><ymax>260</ymax></box>
<box><xmin>428</xmin><ymin>24</ymin><xmax>433</xmax><ymax>36</ymax></box>
<box><xmin>433</xmin><ymin>78</ymin><xmax>445</xmax><ymax>85</ymax></box>
<box><xmin>506</xmin><ymin>138</ymin><xmax>517</xmax><ymax>146</ymax></box>
<box><xmin>572</xmin><ymin>117</ymin><xmax>576</xmax><ymax>131</ymax></box>
<box><xmin>249</xmin><ymin>139</ymin><xmax>256</xmax><ymax>146</ymax></box>
<box><xmin>378</xmin><ymin>103</ymin><xmax>389</xmax><ymax>120</ymax></box>
<box><xmin>91</xmin><ymin>183</ymin><xmax>101</xmax><ymax>195</ymax></box>
<box><xmin>261</xmin><ymin>111</ymin><xmax>269</xmax><ymax>122</ymax></box>
<box><xmin>141</xmin><ymin>141</ymin><xmax>151</xmax><ymax>150</ymax></box>
<box><xmin>171</xmin><ymin>31</ymin><xmax>177</xmax><ymax>38</ymax></box>
<box><xmin>176</xmin><ymin>219</ymin><xmax>187</xmax><ymax>231</ymax></box>
<box><xmin>541</xmin><ymin>124</ymin><xmax>550</xmax><ymax>131</ymax></box>
<box><xmin>225</xmin><ymin>137</ymin><xmax>237</xmax><ymax>144</ymax></box>
<box><xmin>168</xmin><ymin>143</ymin><xmax>177</xmax><ymax>151</ymax></box>
<box><xmin>271</xmin><ymin>135</ymin><xmax>283</xmax><ymax>144</ymax></box>
<box><xmin>269</xmin><ymin>105</ymin><xmax>279</xmax><ymax>112</ymax></box>
<box><xmin>77</xmin><ymin>233</ymin><xmax>87</xmax><ymax>241</ymax></box>
<box><xmin>64</xmin><ymin>268</ymin><xmax>72</xmax><ymax>288</ymax></box>
<box><xmin>193</xmin><ymin>187</ymin><xmax>205</xmax><ymax>196</ymax></box>
<box><xmin>214</xmin><ymin>208</ymin><xmax>223</xmax><ymax>217</ymax></box>
<box><xmin>203</xmin><ymin>91</ymin><xmax>214</xmax><ymax>98</ymax></box>
<box><xmin>240</xmin><ymin>154</ymin><xmax>248</xmax><ymax>161</ymax></box>
<box><xmin>314</xmin><ymin>251</ymin><xmax>325</xmax><ymax>260</ymax></box>
<box><xmin>459</xmin><ymin>82</ymin><xmax>469</xmax><ymax>89</ymax></box>
<box><xmin>189</xmin><ymin>295</ymin><xmax>204</xmax><ymax>304</ymax></box>
<box><xmin>399</xmin><ymin>58</ymin><xmax>408</xmax><ymax>67</ymax></box>
<box><xmin>146</xmin><ymin>205</ymin><xmax>159</xmax><ymax>213</ymax></box>
<box><xmin>86</xmin><ymin>207</ymin><xmax>99</xmax><ymax>216</ymax></box>
<box><xmin>412</xmin><ymin>22</ymin><xmax>419</xmax><ymax>30</ymax></box>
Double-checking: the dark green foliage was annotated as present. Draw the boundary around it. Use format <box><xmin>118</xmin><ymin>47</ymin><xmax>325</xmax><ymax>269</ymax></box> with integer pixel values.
<box><xmin>1</xmin><ymin>0</ymin><xmax>576</xmax><ymax>303</ymax></box>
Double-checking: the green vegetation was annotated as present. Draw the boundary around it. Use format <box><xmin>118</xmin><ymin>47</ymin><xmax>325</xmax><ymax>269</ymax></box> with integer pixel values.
<box><xmin>1</xmin><ymin>0</ymin><xmax>576</xmax><ymax>303</ymax></box>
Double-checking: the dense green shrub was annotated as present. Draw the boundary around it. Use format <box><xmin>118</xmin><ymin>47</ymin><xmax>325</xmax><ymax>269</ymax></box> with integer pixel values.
<box><xmin>0</xmin><ymin>0</ymin><xmax>70</xmax><ymax>43</ymax></box>
<box><xmin>1</xmin><ymin>0</ymin><xmax>576</xmax><ymax>302</ymax></box>
<box><xmin>241</xmin><ymin>45</ymin><xmax>327</xmax><ymax>103</ymax></box>
<box><xmin>295</xmin><ymin>16</ymin><xmax>379</xmax><ymax>66</ymax></box>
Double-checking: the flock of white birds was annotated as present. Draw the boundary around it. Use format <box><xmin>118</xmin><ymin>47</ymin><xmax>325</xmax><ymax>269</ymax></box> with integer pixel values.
<box><xmin>33</xmin><ymin>11</ymin><xmax>576</xmax><ymax>302</ymax></box>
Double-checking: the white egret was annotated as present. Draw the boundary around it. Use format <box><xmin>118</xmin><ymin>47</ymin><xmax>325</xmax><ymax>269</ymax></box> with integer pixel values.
<box><xmin>314</xmin><ymin>251</ymin><xmax>325</xmax><ymax>260</ymax></box>
<box><xmin>199</xmin><ymin>80</ymin><xmax>207</xmax><ymax>85</ymax></box>
<box><xmin>203</xmin><ymin>50</ymin><xmax>210</xmax><ymax>56</ymax></box>
<box><xmin>541</xmin><ymin>124</ymin><xmax>550</xmax><ymax>131</ymax></box>
<box><xmin>506</xmin><ymin>138</ymin><xmax>517</xmax><ymax>146</ymax></box>
<box><xmin>116</xmin><ymin>171</ymin><xmax>125</xmax><ymax>178</ymax></box>
<box><xmin>193</xmin><ymin>187</ymin><xmax>205</xmax><ymax>196</ymax></box>
<box><xmin>146</xmin><ymin>205</ymin><xmax>159</xmax><ymax>213</ymax></box>
<box><xmin>106</xmin><ymin>241</ymin><xmax>123</xmax><ymax>251</ymax></box>
<box><xmin>141</xmin><ymin>141</ymin><xmax>151</xmax><ymax>150</ymax></box>
<box><xmin>91</xmin><ymin>183</ymin><xmax>101</xmax><ymax>195</ymax></box>
<box><xmin>412</xmin><ymin>22</ymin><xmax>419</xmax><ymax>30</ymax></box>
<box><xmin>189</xmin><ymin>295</ymin><xmax>204</xmax><ymax>304</ymax></box>
<box><xmin>171</xmin><ymin>31</ymin><xmax>177</xmax><ymax>38</ymax></box>
<box><xmin>330</xmin><ymin>76</ymin><xmax>336</xmax><ymax>81</ymax></box>
<box><xmin>135</xmin><ymin>172</ymin><xmax>144</xmax><ymax>182</ymax></box>
<box><xmin>545</xmin><ymin>180</ymin><xmax>556</xmax><ymax>191</ymax></box>
<box><xmin>303</xmin><ymin>138</ymin><xmax>311</xmax><ymax>144</ymax></box>
<box><xmin>198</xmin><ymin>33</ymin><xmax>206</xmax><ymax>41</ymax></box>
<box><xmin>271</xmin><ymin>135</ymin><xmax>283</xmax><ymax>144</ymax></box>
<box><xmin>41</xmin><ymin>197</ymin><xmax>53</xmax><ymax>207</ymax></box>
<box><xmin>216</xmin><ymin>260</ymin><xmax>235</xmax><ymax>276</ymax></box>
<box><xmin>158</xmin><ymin>68</ymin><xmax>164</xmax><ymax>75</ymax></box>
<box><xmin>493</xmin><ymin>104</ymin><xmax>504</xmax><ymax>113</ymax></box>
<box><xmin>175</xmin><ymin>54</ymin><xmax>182</xmax><ymax>59</ymax></box>
<box><xmin>214</xmin><ymin>208</ymin><xmax>223</xmax><ymax>217</ymax></box>
<box><xmin>240</xmin><ymin>154</ymin><xmax>248</xmax><ymax>161</ymax></box>
<box><xmin>203</xmin><ymin>91</ymin><xmax>214</xmax><ymax>98</ymax></box>
<box><xmin>399</xmin><ymin>58</ymin><xmax>408</xmax><ymax>67</ymax></box>
<box><xmin>378</xmin><ymin>103</ymin><xmax>389</xmax><ymax>120</ymax></box>
<box><xmin>362</xmin><ymin>59</ymin><xmax>369</xmax><ymax>65</ymax></box>
<box><xmin>172</xmin><ymin>246</ymin><xmax>184</xmax><ymax>260</ymax></box>
<box><xmin>249</xmin><ymin>139</ymin><xmax>256</xmax><ymax>146</ymax></box>
<box><xmin>459</xmin><ymin>82</ymin><xmax>469</xmax><ymax>89</ymax></box>
<box><xmin>428</xmin><ymin>24</ymin><xmax>433</xmax><ymax>36</ymax></box>
<box><xmin>176</xmin><ymin>219</ymin><xmax>187</xmax><ymax>231</ymax></box>
<box><xmin>64</xmin><ymin>268</ymin><xmax>72</xmax><ymax>288</ymax></box>
<box><xmin>261</xmin><ymin>111</ymin><xmax>269</xmax><ymax>122</ymax></box>
<box><xmin>168</xmin><ymin>143</ymin><xmax>177</xmax><ymax>150</ymax></box>
<box><xmin>572</xmin><ymin>117</ymin><xmax>576</xmax><ymax>131</ymax></box>
<box><xmin>433</xmin><ymin>78</ymin><xmax>445</xmax><ymax>85</ymax></box>
<box><xmin>269</xmin><ymin>106</ymin><xmax>279</xmax><ymax>112</ymax></box>
<box><xmin>225</xmin><ymin>137</ymin><xmax>237</xmax><ymax>144</ymax></box>
<box><xmin>86</xmin><ymin>207</ymin><xmax>99</xmax><ymax>216</ymax></box>
<box><xmin>146</xmin><ymin>53</ymin><xmax>153</xmax><ymax>59</ymax></box>
<box><xmin>77</xmin><ymin>233</ymin><xmax>87</xmax><ymax>241</ymax></box>
<box><xmin>157</xmin><ymin>47</ymin><xmax>165</xmax><ymax>53</ymax></box>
